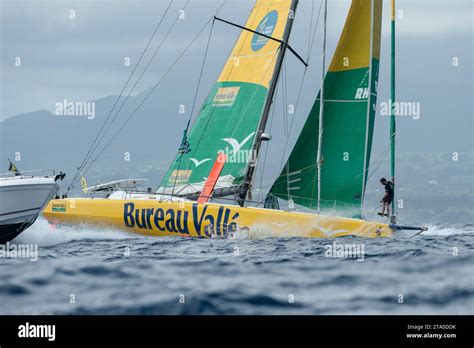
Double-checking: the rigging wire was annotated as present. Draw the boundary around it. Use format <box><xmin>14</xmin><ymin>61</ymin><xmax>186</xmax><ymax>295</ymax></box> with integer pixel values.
<box><xmin>84</xmin><ymin>0</ymin><xmax>192</xmax><ymax>167</ymax></box>
<box><xmin>244</xmin><ymin>143</ymin><xmax>393</xmax><ymax>209</ymax></box>
<box><xmin>81</xmin><ymin>17</ymin><xmax>218</xmax><ymax>178</ymax></box>
<box><xmin>70</xmin><ymin>0</ymin><xmax>191</xmax><ymax>192</ymax></box>
<box><xmin>186</xmin><ymin>0</ymin><xmax>274</xmax><ymax>166</ymax></box>
<box><xmin>63</xmin><ymin>0</ymin><xmax>394</xmax><ymax>214</ymax></box>
<box><xmin>279</xmin><ymin>0</ymin><xmax>323</xmax><ymax>168</ymax></box>
<box><xmin>170</xmin><ymin>18</ymin><xmax>216</xmax><ymax>196</ymax></box>
<box><xmin>308</xmin><ymin>0</ymin><xmax>323</xmax><ymax>61</ymax></box>
<box><xmin>270</xmin><ymin>0</ymin><xmax>391</xmax><ymax>212</ymax></box>
<box><xmin>175</xmin><ymin>14</ymin><xmax>281</xmax><ymax>195</ymax></box>
<box><xmin>255</xmin><ymin>0</ymin><xmax>323</xmax><ymax>204</ymax></box>
<box><xmin>161</xmin><ymin>0</ymin><xmax>282</xmax><ymax>198</ymax></box>
<box><xmin>70</xmin><ymin>1</ymin><xmax>227</xmax><ymax>191</ymax></box>
<box><xmin>67</xmin><ymin>0</ymin><xmax>175</xmax><ymax>194</ymax></box>
<box><xmin>307</xmin><ymin>0</ymin><xmax>316</xmax><ymax>57</ymax></box>
<box><xmin>273</xmin><ymin>0</ymin><xmax>323</xmax><ymax>202</ymax></box>
<box><xmin>366</xmin><ymin>143</ymin><xmax>391</xmax><ymax>181</ymax></box>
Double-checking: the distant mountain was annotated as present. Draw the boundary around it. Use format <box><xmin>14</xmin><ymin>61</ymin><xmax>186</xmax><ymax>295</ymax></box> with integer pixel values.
<box><xmin>0</xmin><ymin>87</ymin><xmax>193</xmax><ymax>180</ymax></box>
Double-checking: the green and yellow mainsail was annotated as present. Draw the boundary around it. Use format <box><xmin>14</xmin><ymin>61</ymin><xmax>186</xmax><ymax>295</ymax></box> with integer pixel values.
<box><xmin>270</xmin><ymin>0</ymin><xmax>382</xmax><ymax>217</ymax></box>
<box><xmin>158</xmin><ymin>0</ymin><xmax>293</xmax><ymax>195</ymax></box>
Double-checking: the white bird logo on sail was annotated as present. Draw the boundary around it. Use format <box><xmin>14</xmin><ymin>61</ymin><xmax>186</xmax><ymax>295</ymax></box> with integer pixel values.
<box><xmin>189</xmin><ymin>158</ymin><xmax>211</xmax><ymax>167</ymax></box>
<box><xmin>222</xmin><ymin>132</ymin><xmax>255</xmax><ymax>154</ymax></box>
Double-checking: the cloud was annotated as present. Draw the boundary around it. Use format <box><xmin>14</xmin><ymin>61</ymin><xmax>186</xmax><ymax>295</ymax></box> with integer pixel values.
<box><xmin>0</xmin><ymin>0</ymin><xmax>472</xmax><ymax>119</ymax></box>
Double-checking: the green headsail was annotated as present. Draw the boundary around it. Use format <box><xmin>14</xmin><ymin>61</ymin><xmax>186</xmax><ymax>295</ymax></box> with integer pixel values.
<box><xmin>270</xmin><ymin>0</ymin><xmax>382</xmax><ymax>217</ymax></box>
<box><xmin>158</xmin><ymin>0</ymin><xmax>294</xmax><ymax>196</ymax></box>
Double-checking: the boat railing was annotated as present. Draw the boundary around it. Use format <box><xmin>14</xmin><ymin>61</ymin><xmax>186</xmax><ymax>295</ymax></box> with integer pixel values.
<box><xmin>0</xmin><ymin>168</ymin><xmax>57</xmax><ymax>180</ymax></box>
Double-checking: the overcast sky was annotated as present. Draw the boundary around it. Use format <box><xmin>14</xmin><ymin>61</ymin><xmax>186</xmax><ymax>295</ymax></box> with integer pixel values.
<box><xmin>1</xmin><ymin>0</ymin><xmax>473</xmax><ymax>153</ymax></box>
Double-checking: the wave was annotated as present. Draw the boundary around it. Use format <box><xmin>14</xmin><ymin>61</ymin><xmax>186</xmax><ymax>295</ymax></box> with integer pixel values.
<box><xmin>13</xmin><ymin>217</ymin><xmax>133</xmax><ymax>247</ymax></box>
<box><xmin>421</xmin><ymin>224</ymin><xmax>473</xmax><ymax>236</ymax></box>
<box><xmin>12</xmin><ymin>217</ymin><xmax>472</xmax><ymax>248</ymax></box>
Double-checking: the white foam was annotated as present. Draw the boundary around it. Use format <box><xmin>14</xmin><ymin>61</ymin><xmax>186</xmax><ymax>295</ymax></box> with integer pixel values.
<box><xmin>12</xmin><ymin>218</ymin><xmax>472</xmax><ymax>246</ymax></box>
<box><xmin>421</xmin><ymin>224</ymin><xmax>473</xmax><ymax>236</ymax></box>
<box><xmin>13</xmin><ymin>217</ymin><xmax>132</xmax><ymax>247</ymax></box>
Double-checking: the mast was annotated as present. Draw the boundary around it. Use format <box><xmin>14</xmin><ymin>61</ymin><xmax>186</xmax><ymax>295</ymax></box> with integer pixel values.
<box><xmin>316</xmin><ymin>0</ymin><xmax>328</xmax><ymax>213</ymax></box>
<box><xmin>390</xmin><ymin>0</ymin><xmax>396</xmax><ymax>213</ymax></box>
<box><xmin>238</xmin><ymin>0</ymin><xmax>299</xmax><ymax>206</ymax></box>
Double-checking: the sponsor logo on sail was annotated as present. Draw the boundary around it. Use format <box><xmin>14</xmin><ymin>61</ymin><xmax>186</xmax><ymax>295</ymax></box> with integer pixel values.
<box><xmin>189</xmin><ymin>158</ymin><xmax>211</xmax><ymax>167</ymax></box>
<box><xmin>251</xmin><ymin>10</ymin><xmax>278</xmax><ymax>51</ymax></box>
<box><xmin>222</xmin><ymin>132</ymin><xmax>255</xmax><ymax>154</ymax></box>
<box><xmin>212</xmin><ymin>86</ymin><xmax>240</xmax><ymax>107</ymax></box>
<box><xmin>168</xmin><ymin>170</ymin><xmax>192</xmax><ymax>185</ymax></box>
<box><xmin>218</xmin><ymin>132</ymin><xmax>256</xmax><ymax>163</ymax></box>
<box><xmin>354</xmin><ymin>87</ymin><xmax>369</xmax><ymax>100</ymax></box>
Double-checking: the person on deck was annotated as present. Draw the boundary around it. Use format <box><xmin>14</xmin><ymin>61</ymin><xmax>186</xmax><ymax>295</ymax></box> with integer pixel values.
<box><xmin>379</xmin><ymin>178</ymin><xmax>394</xmax><ymax>217</ymax></box>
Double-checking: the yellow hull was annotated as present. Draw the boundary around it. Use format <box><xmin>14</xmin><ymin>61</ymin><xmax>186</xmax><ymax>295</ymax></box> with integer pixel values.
<box><xmin>43</xmin><ymin>198</ymin><xmax>393</xmax><ymax>238</ymax></box>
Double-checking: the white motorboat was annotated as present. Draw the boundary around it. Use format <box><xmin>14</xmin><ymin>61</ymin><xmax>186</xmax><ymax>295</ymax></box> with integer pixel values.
<box><xmin>0</xmin><ymin>170</ymin><xmax>59</xmax><ymax>243</ymax></box>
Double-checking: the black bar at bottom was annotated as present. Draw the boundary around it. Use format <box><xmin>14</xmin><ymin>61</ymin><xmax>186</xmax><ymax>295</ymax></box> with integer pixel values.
<box><xmin>0</xmin><ymin>315</ymin><xmax>471</xmax><ymax>346</ymax></box>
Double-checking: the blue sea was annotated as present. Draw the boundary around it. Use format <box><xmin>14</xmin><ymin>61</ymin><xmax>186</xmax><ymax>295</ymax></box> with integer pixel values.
<box><xmin>1</xmin><ymin>218</ymin><xmax>473</xmax><ymax>315</ymax></box>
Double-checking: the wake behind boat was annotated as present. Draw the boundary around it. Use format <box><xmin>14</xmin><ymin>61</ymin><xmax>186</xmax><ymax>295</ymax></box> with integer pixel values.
<box><xmin>43</xmin><ymin>0</ymin><xmax>426</xmax><ymax>238</ymax></box>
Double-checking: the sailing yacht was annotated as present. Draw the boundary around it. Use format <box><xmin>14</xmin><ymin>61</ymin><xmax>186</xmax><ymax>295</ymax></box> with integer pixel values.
<box><xmin>43</xmin><ymin>0</ymin><xmax>425</xmax><ymax>238</ymax></box>
<box><xmin>0</xmin><ymin>169</ymin><xmax>59</xmax><ymax>243</ymax></box>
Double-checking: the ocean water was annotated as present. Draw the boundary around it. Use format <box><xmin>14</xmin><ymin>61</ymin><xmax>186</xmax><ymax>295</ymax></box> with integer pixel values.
<box><xmin>0</xmin><ymin>218</ymin><xmax>473</xmax><ymax>315</ymax></box>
